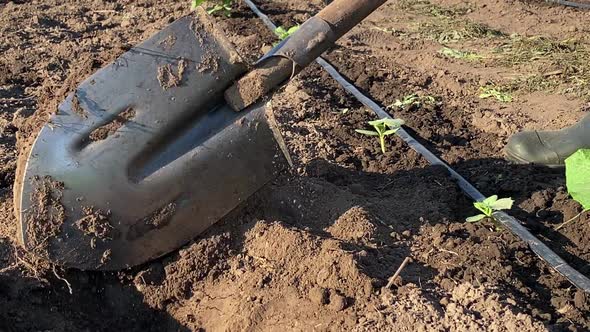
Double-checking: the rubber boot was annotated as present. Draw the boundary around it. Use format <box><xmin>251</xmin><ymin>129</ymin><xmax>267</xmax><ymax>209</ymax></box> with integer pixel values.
<box><xmin>505</xmin><ymin>113</ymin><xmax>590</xmax><ymax>167</ymax></box>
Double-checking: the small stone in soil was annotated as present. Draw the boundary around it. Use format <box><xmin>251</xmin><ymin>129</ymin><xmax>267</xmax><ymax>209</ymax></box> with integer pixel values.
<box><xmin>309</xmin><ymin>287</ymin><xmax>329</xmax><ymax>305</ymax></box>
<box><xmin>100</xmin><ymin>249</ymin><xmax>112</xmax><ymax>265</ymax></box>
<box><xmin>135</xmin><ymin>263</ymin><xmax>165</xmax><ymax>286</ymax></box>
<box><xmin>574</xmin><ymin>290</ymin><xmax>588</xmax><ymax>310</ymax></box>
<box><xmin>389</xmin><ymin>231</ymin><xmax>402</xmax><ymax>241</ymax></box>
<box><xmin>329</xmin><ymin>292</ymin><xmax>347</xmax><ymax>312</ymax></box>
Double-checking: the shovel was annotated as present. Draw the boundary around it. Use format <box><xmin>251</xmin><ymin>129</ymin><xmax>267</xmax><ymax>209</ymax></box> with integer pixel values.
<box><xmin>14</xmin><ymin>0</ymin><xmax>387</xmax><ymax>270</ymax></box>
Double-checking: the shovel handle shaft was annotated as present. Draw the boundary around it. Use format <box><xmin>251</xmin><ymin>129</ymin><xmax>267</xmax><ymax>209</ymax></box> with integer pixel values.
<box><xmin>318</xmin><ymin>0</ymin><xmax>388</xmax><ymax>37</ymax></box>
<box><xmin>225</xmin><ymin>0</ymin><xmax>388</xmax><ymax>111</ymax></box>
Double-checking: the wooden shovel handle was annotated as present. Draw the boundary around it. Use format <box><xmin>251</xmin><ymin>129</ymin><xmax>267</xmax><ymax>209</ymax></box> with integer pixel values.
<box><xmin>318</xmin><ymin>0</ymin><xmax>388</xmax><ymax>38</ymax></box>
<box><xmin>224</xmin><ymin>0</ymin><xmax>388</xmax><ymax>111</ymax></box>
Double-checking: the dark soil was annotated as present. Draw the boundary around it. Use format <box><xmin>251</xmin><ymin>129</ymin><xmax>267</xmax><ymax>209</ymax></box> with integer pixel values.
<box><xmin>1</xmin><ymin>0</ymin><xmax>590</xmax><ymax>331</ymax></box>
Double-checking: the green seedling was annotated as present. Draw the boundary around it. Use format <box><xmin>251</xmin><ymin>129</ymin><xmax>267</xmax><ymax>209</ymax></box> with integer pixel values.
<box><xmin>355</xmin><ymin>118</ymin><xmax>404</xmax><ymax>154</ymax></box>
<box><xmin>274</xmin><ymin>25</ymin><xmax>300</xmax><ymax>41</ymax></box>
<box><xmin>479</xmin><ymin>86</ymin><xmax>513</xmax><ymax>103</ymax></box>
<box><xmin>466</xmin><ymin>195</ymin><xmax>514</xmax><ymax>223</ymax></box>
<box><xmin>439</xmin><ymin>47</ymin><xmax>482</xmax><ymax>60</ymax></box>
<box><xmin>192</xmin><ymin>0</ymin><xmax>233</xmax><ymax>17</ymax></box>
<box><xmin>391</xmin><ymin>94</ymin><xmax>437</xmax><ymax>109</ymax></box>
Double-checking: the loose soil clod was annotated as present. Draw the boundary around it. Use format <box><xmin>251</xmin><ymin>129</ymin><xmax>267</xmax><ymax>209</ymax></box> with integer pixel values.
<box><xmin>157</xmin><ymin>64</ymin><xmax>181</xmax><ymax>90</ymax></box>
<box><xmin>88</xmin><ymin>106</ymin><xmax>136</xmax><ymax>141</ymax></box>
<box><xmin>74</xmin><ymin>206</ymin><xmax>113</xmax><ymax>247</ymax></box>
<box><xmin>325</xmin><ymin>206</ymin><xmax>377</xmax><ymax>244</ymax></box>
<box><xmin>156</xmin><ymin>58</ymin><xmax>189</xmax><ymax>90</ymax></box>
<box><xmin>158</xmin><ymin>35</ymin><xmax>177</xmax><ymax>50</ymax></box>
<box><xmin>70</xmin><ymin>92</ymin><xmax>87</xmax><ymax>118</ymax></box>
<box><xmin>144</xmin><ymin>202</ymin><xmax>176</xmax><ymax>228</ymax></box>
<box><xmin>196</xmin><ymin>51</ymin><xmax>220</xmax><ymax>73</ymax></box>
<box><xmin>24</xmin><ymin>175</ymin><xmax>66</xmax><ymax>256</ymax></box>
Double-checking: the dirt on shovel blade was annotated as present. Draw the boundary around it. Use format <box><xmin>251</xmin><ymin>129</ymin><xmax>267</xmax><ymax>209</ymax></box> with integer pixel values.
<box><xmin>1</xmin><ymin>0</ymin><xmax>590</xmax><ymax>331</ymax></box>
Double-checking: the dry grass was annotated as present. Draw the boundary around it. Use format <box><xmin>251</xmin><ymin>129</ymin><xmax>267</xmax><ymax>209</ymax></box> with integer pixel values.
<box><xmin>495</xmin><ymin>36</ymin><xmax>590</xmax><ymax>100</ymax></box>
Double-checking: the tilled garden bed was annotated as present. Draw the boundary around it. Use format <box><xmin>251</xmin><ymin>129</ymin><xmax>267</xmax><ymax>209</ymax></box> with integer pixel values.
<box><xmin>1</xmin><ymin>0</ymin><xmax>590</xmax><ymax>331</ymax></box>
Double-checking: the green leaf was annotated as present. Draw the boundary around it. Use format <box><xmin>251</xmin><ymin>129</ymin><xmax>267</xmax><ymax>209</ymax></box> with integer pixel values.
<box><xmin>565</xmin><ymin>149</ymin><xmax>590</xmax><ymax>210</ymax></box>
<box><xmin>393</xmin><ymin>100</ymin><xmax>404</xmax><ymax>108</ymax></box>
<box><xmin>466</xmin><ymin>214</ymin><xmax>486</xmax><ymax>222</ymax></box>
<box><xmin>287</xmin><ymin>25</ymin><xmax>300</xmax><ymax>35</ymax></box>
<box><xmin>479</xmin><ymin>87</ymin><xmax>513</xmax><ymax>103</ymax></box>
<box><xmin>439</xmin><ymin>47</ymin><xmax>482</xmax><ymax>61</ymax></box>
<box><xmin>274</xmin><ymin>25</ymin><xmax>300</xmax><ymax>41</ymax></box>
<box><xmin>424</xmin><ymin>96</ymin><xmax>436</xmax><ymax>103</ymax></box>
<box><xmin>474</xmin><ymin>201</ymin><xmax>492</xmax><ymax>217</ymax></box>
<box><xmin>392</xmin><ymin>94</ymin><xmax>418</xmax><ymax>108</ymax></box>
<box><xmin>355</xmin><ymin>129</ymin><xmax>379</xmax><ymax>136</ymax></box>
<box><xmin>368</xmin><ymin>119</ymin><xmax>387</xmax><ymax>127</ymax></box>
<box><xmin>358</xmin><ymin>117</ymin><xmax>404</xmax><ymax>154</ymax></box>
<box><xmin>274</xmin><ymin>26</ymin><xmax>287</xmax><ymax>38</ymax></box>
<box><xmin>382</xmin><ymin>118</ymin><xmax>405</xmax><ymax>128</ymax></box>
<box><xmin>202</xmin><ymin>0</ymin><xmax>233</xmax><ymax>16</ymax></box>
<box><xmin>483</xmin><ymin>195</ymin><xmax>498</xmax><ymax>205</ymax></box>
<box><xmin>490</xmin><ymin>197</ymin><xmax>514</xmax><ymax>211</ymax></box>
<box><xmin>383</xmin><ymin>129</ymin><xmax>399</xmax><ymax>135</ymax></box>
<box><xmin>191</xmin><ymin>0</ymin><xmax>206</xmax><ymax>9</ymax></box>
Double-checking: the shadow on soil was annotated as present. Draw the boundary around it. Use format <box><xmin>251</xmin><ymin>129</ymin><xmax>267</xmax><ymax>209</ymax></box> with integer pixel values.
<box><xmin>0</xmin><ymin>255</ymin><xmax>189</xmax><ymax>332</ymax></box>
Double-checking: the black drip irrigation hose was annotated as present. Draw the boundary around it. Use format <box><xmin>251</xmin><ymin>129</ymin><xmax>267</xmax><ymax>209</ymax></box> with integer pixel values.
<box><xmin>242</xmin><ymin>0</ymin><xmax>590</xmax><ymax>292</ymax></box>
<box><xmin>546</xmin><ymin>0</ymin><xmax>590</xmax><ymax>9</ymax></box>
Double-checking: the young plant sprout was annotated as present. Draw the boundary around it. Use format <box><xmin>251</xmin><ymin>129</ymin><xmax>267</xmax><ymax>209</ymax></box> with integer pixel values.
<box><xmin>192</xmin><ymin>0</ymin><xmax>233</xmax><ymax>16</ymax></box>
<box><xmin>355</xmin><ymin>118</ymin><xmax>404</xmax><ymax>154</ymax></box>
<box><xmin>274</xmin><ymin>25</ymin><xmax>300</xmax><ymax>41</ymax></box>
<box><xmin>439</xmin><ymin>47</ymin><xmax>482</xmax><ymax>61</ymax></box>
<box><xmin>479</xmin><ymin>85</ymin><xmax>513</xmax><ymax>103</ymax></box>
<box><xmin>392</xmin><ymin>94</ymin><xmax>437</xmax><ymax>109</ymax></box>
<box><xmin>466</xmin><ymin>195</ymin><xmax>514</xmax><ymax>223</ymax></box>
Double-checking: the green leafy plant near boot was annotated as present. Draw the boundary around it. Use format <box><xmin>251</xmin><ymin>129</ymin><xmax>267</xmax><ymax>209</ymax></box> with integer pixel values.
<box><xmin>355</xmin><ymin>118</ymin><xmax>404</xmax><ymax>154</ymax></box>
<box><xmin>557</xmin><ymin>149</ymin><xmax>590</xmax><ymax>229</ymax></box>
<box><xmin>192</xmin><ymin>0</ymin><xmax>234</xmax><ymax>16</ymax></box>
<box><xmin>466</xmin><ymin>195</ymin><xmax>514</xmax><ymax>223</ymax></box>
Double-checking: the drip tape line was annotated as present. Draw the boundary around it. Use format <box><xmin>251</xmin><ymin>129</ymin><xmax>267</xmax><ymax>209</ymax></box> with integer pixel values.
<box><xmin>243</xmin><ymin>0</ymin><xmax>590</xmax><ymax>292</ymax></box>
<box><xmin>546</xmin><ymin>0</ymin><xmax>590</xmax><ymax>9</ymax></box>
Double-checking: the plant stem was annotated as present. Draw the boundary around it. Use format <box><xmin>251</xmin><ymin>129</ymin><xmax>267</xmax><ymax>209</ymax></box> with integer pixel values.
<box><xmin>555</xmin><ymin>209</ymin><xmax>588</xmax><ymax>231</ymax></box>
<box><xmin>386</xmin><ymin>257</ymin><xmax>411</xmax><ymax>289</ymax></box>
<box><xmin>380</xmin><ymin>135</ymin><xmax>386</xmax><ymax>154</ymax></box>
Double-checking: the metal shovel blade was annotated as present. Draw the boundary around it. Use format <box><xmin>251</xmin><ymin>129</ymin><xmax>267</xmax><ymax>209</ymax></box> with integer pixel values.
<box><xmin>14</xmin><ymin>11</ymin><xmax>289</xmax><ymax>270</ymax></box>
